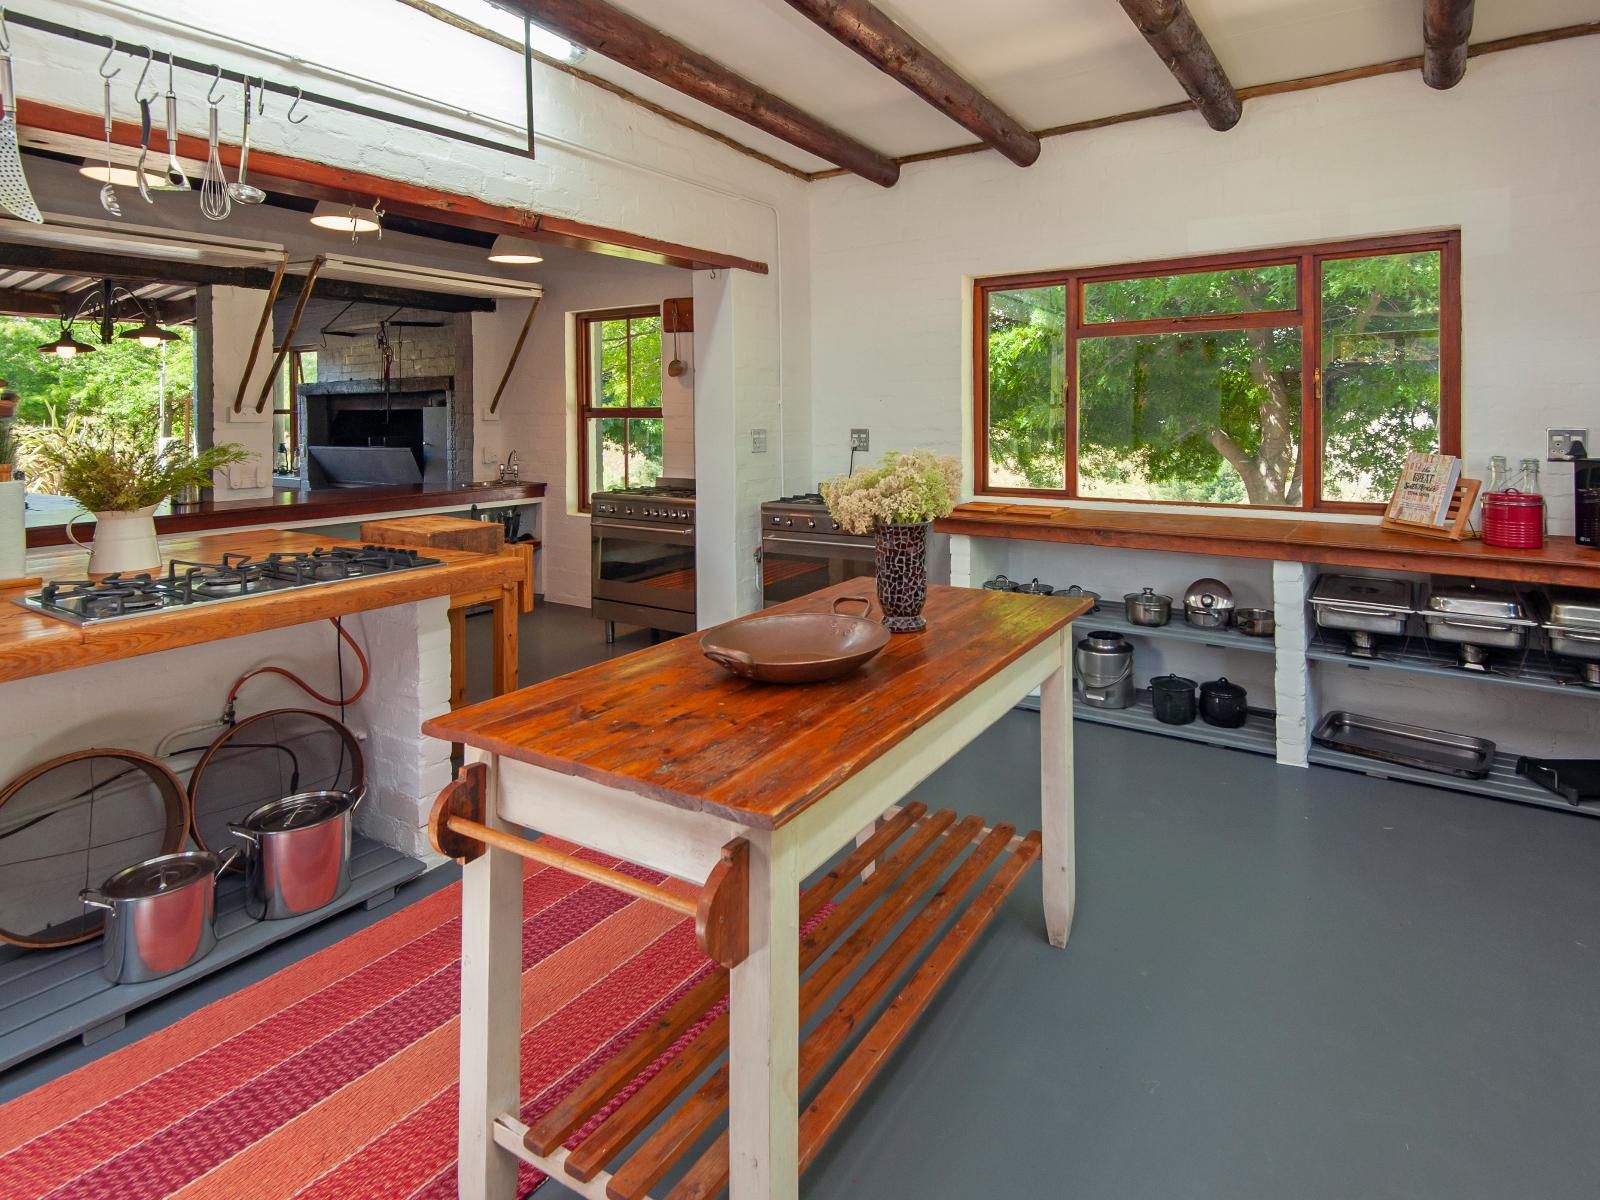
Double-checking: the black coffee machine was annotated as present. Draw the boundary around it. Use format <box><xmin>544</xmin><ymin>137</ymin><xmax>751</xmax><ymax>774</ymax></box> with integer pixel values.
<box><xmin>1576</xmin><ymin>448</ymin><xmax>1599</xmax><ymax>548</ymax></box>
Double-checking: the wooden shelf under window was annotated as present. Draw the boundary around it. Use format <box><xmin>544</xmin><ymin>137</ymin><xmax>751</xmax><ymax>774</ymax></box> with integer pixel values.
<box><xmin>936</xmin><ymin>502</ymin><xmax>1600</xmax><ymax>588</ymax></box>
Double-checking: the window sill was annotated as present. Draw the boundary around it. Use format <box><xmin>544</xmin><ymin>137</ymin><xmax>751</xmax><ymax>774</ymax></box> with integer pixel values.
<box><xmin>935</xmin><ymin>501</ymin><xmax>1600</xmax><ymax>587</ymax></box>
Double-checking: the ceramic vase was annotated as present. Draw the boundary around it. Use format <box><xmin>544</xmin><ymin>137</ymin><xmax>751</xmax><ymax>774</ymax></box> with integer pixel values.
<box><xmin>875</xmin><ymin>521</ymin><xmax>929</xmax><ymax>633</ymax></box>
<box><xmin>67</xmin><ymin>505</ymin><xmax>161</xmax><ymax>575</ymax></box>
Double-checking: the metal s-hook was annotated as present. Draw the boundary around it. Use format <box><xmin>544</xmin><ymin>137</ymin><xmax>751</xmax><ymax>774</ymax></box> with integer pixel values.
<box><xmin>206</xmin><ymin>64</ymin><xmax>225</xmax><ymax>106</ymax></box>
<box><xmin>255</xmin><ymin>75</ymin><xmax>265</xmax><ymax>115</ymax></box>
<box><xmin>286</xmin><ymin>86</ymin><xmax>308</xmax><ymax>124</ymax></box>
<box><xmin>97</xmin><ymin>37</ymin><xmax>121</xmax><ymax>79</ymax></box>
<box><xmin>134</xmin><ymin>46</ymin><xmax>156</xmax><ymax>101</ymax></box>
<box><xmin>0</xmin><ymin>9</ymin><xmax>12</xmax><ymax>54</ymax></box>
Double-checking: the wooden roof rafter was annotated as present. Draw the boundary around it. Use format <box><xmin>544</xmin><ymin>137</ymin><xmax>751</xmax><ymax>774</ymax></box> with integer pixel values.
<box><xmin>1424</xmin><ymin>0</ymin><xmax>1477</xmax><ymax>89</ymax></box>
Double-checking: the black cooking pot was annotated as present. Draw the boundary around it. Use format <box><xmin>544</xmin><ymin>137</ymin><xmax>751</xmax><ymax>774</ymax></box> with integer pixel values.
<box><xmin>1150</xmin><ymin>674</ymin><xmax>1197</xmax><ymax>725</ymax></box>
<box><xmin>1199</xmin><ymin>677</ymin><xmax>1249</xmax><ymax>728</ymax></box>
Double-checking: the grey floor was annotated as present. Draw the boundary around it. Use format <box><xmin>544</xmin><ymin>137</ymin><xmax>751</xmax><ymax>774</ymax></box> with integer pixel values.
<box><xmin>6</xmin><ymin>604</ymin><xmax>1599</xmax><ymax>1200</ymax></box>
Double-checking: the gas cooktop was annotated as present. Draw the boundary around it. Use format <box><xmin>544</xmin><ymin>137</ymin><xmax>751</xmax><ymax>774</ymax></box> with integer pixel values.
<box><xmin>18</xmin><ymin>545</ymin><xmax>445</xmax><ymax>626</ymax></box>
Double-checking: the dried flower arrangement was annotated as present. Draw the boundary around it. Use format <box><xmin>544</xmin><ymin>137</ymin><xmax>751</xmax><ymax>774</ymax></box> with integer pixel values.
<box><xmin>821</xmin><ymin>449</ymin><xmax>962</xmax><ymax>536</ymax></box>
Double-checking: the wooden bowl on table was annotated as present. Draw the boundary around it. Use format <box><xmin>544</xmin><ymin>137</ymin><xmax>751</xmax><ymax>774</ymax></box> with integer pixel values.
<box><xmin>700</xmin><ymin>596</ymin><xmax>889</xmax><ymax>684</ymax></box>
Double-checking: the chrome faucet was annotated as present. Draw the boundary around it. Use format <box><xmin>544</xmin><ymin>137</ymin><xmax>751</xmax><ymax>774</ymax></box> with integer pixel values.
<box><xmin>498</xmin><ymin>450</ymin><xmax>520</xmax><ymax>484</ymax></box>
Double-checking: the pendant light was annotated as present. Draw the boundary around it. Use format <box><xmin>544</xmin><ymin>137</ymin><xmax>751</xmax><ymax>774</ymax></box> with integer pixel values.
<box><xmin>36</xmin><ymin>325</ymin><xmax>97</xmax><ymax>358</ymax></box>
<box><xmin>118</xmin><ymin>316</ymin><xmax>179</xmax><ymax>349</ymax></box>
<box><xmin>309</xmin><ymin>199</ymin><xmax>383</xmax><ymax>234</ymax></box>
<box><xmin>487</xmin><ymin>235</ymin><xmax>543</xmax><ymax>264</ymax></box>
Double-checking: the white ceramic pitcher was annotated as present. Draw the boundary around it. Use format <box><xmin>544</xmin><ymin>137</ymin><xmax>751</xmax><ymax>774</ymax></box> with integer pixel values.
<box><xmin>67</xmin><ymin>505</ymin><xmax>161</xmax><ymax>575</ymax></box>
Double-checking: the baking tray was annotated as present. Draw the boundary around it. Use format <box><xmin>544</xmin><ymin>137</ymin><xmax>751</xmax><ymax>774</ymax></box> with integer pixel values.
<box><xmin>1312</xmin><ymin>711</ymin><xmax>1495</xmax><ymax>780</ymax></box>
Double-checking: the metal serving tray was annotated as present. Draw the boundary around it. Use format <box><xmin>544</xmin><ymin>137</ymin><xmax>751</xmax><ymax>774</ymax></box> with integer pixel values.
<box><xmin>1312</xmin><ymin>711</ymin><xmax>1496</xmax><ymax>780</ymax></box>
<box><xmin>1547</xmin><ymin>589</ymin><xmax>1600</xmax><ymax>631</ymax></box>
<box><xmin>1310</xmin><ymin>575</ymin><xmax>1413</xmax><ymax>636</ymax></box>
<box><xmin>1425</xmin><ymin>581</ymin><xmax>1532</xmax><ymax>621</ymax></box>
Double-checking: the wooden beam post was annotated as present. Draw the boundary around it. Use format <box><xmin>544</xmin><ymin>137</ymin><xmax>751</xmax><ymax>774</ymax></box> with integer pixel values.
<box><xmin>1424</xmin><ymin>0</ymin><xmax>1476</xmax><ymax>89</ymax></box>
<box><xmin>1118</xmin><ymin>0</ymin><xmax>1242</xmax><ymax>132</ymax></box>
<box><xmin>495</xmin><ymin>0</ymin><xmax>900</xmax><ymax>187</ymax></box>
<box><xmin>779</xmin><ymin>0</ymin><xmax>1040</xmax><ymax>167</ymax></box>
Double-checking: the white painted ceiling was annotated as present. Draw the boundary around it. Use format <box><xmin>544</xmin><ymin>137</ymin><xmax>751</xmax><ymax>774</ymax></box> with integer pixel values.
<box><xmin>553</xmin><ymin>0</ymin><xmax>1600</xmax><ymax>173</ymax></box>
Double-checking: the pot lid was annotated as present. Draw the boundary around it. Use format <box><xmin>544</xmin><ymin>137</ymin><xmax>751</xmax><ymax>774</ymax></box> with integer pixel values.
<box><xmin>98</xmin><ymin>851</ymin><xmax>216</xmax><ymax>899</ymax></box>
<box><xmin>1547</xmin><ymin>589</ymin><xmax>1600</xmax><ymax>630</ymax></box>
<box><xmin>243</xmin><ymin>790</ymin><xmax>352</xmax><ymax>833</ymax></box>
<box><xmin>1078</xmin><ymin>630</ymin><xmax>1132</xmax><ymax>654</ymax></box>
<box><xmin>1125</xmin><ymin>587</ymin><xmax>1171</xmax><ymax>604</ymax></box>
<box><xmin>1425</xmin><ymin>582</ymin><xmax>1535</xmax><ymax>621</ymax></box>
<box><xmin>1184</xmin><ymin>578</ymin><xmax>1235</xmax><ymax>612</ymax></box>
<box><xmin>1200</xmin><ymin>676</ymin><xmax>1247</xmax><ymax>698</ymax></box>
<box><xmin>1150</xmin><ymin>673</ymin><xmax>1197</xmax><ymax>690</ymax></box>
<box><xmin>1014</xmin><ymin>578</ymin><xmax>1054</xmax><ymax>594</ymax></box>
<box><xmin>1310</xmin><ymin>574</ymin><xmax>1413</xmax><ymax>612</ymax></box>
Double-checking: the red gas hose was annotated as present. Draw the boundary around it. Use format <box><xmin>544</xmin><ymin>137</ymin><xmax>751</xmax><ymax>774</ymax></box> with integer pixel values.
<box><xmin>222</xmin><ymin>618</ymin><xmax>370</xmax><ymax>718</ymax></box>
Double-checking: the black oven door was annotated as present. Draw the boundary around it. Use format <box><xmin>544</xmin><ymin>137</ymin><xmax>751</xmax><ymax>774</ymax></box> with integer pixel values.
<box><xmin>592</xmin><ymin>520</ymin><xmax>697</xmax><ymax>614</ymax></box>
<box><xmin>759</xmin><ymin>532</ymin><xmax>874</xmax><ymax>607</ymax></box>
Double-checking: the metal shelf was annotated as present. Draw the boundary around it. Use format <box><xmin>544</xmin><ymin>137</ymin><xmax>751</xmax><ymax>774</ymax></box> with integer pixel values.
<box><xmin>0</xmin><ymin>835</ymin><xmax>425</xmax><ymax>1071</ymax></box>
<box><xmin>1017</xmin><ymin>689</ymin><xmax>1278</xmax><ymax>757</ymax></box>
<box><xmin>1077</xmin><ymin>607</ymin><xmax>1277</xmax><ymax>655</ymax></box>
<box><xmin>1307</xmin><ymin>632</ymin><xmax>1600</xmax><ymax>699</ymax></box>
<box><xmin>1307</xmin><ymin>745</ymin><xmax>1596</xmax><ymax>818</ymax></box>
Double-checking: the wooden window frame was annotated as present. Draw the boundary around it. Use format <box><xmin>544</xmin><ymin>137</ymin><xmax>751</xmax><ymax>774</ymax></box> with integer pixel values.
<box><xmin>973</xmin><ymin>230</ymin><xmax>1462</xmax><ymax>513</ymax></box>
<box><xmin>577</xmin><ymin>305</ymin><xmax>664</xmax><ymax>512</ymax></box>
<box><xmin>271</xmin><ymin>349</ymin><xmax>312</xmax><ymax>473</ymax></box>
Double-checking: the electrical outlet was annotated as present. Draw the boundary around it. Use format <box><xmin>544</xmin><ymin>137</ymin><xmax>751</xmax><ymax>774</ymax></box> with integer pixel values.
<box><xmin>751</xmin><ymin>428</ymin><xmax>767</xmax><ymax>453</ymax></box>
<box><xmin>1548</xmin><ymin>428</ymin><xmax>1589</xmax><ymax>461</ymax></box>
<box><xmin>850</xmin><ymin>429</ymin><xmax>870</xmax><ymax>451</ymax></box>
<box><xmin>482</xmin><ymin>446</ymin><xmax>499</xmax><ymax>464</ymax></box>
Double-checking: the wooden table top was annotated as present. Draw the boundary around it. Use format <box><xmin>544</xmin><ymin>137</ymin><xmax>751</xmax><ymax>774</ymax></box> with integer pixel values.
<box><xmin>423</xmin><ymin>581</ymin><xmax>1088</xmax><ymax>829</ymax></box>
<box><xmin>0</xmin><ymin>529</ymin><xmax>519</xmax><ymax>685</ymax></box>
<box><xmin>937</xmin><ymin>501</ymin><xmax>1600</xmax><ymax>588</ymax></box>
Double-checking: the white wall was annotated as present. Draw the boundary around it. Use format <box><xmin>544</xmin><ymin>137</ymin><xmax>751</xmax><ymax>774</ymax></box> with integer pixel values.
<box><xmin>807</xmin><ymin>37</ymin><xmax>1600</xmax><ymax>533</ymax></box>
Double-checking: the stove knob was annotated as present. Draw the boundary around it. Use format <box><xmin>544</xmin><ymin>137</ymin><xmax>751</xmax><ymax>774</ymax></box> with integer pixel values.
<box><xmin>784</xmin><ymin>517</ymin><xmax>794</xmax><ymax>527</ymax></box>
<box><xmin>806</xmin><ymin>518</ymin><xmax>816</xmax><ymax>529</ymax></box>
<box><xmin>624</xmin><ymin>506</ymin><xmax>634</xmax><ymax>516</ymax></box>
<box><xmin>770</xmin><ymin>515</ymin><xmax>781</xmax><ymax>526</ymax></box>
<box><xmin>832</xmin><ymin>521</ymin><xmax>842</xmax><ymax>531</ymax></box>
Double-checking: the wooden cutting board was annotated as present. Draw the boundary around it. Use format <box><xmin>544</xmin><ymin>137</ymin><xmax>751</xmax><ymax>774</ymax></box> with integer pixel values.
<box><xmin>360</xmin><ymin>515</ymin><xmax>504</xmax><ymax>554</ymax></box>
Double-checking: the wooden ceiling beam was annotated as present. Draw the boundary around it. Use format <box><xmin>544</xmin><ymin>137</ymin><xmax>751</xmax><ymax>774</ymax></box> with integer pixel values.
<box><xmin>0</xmin><ymin>286</ymin><xmax>66</xmax><ymax>318</ymax></box>
<box><xmin>494</xmin><ymin>0</ymin><xmax>900</xmax><ymax>187</ymax></box>
<box><xmin>1423</xmin><ymin>0</ymin><xmax>1476</xmax><ymax>89</ymax></box>
<box><xmin>1118</xmin><ymin>0</ymin><xmax>1242</xmax><ymax>132</ymax></box>
<box><xmin>778</xmin><ymin>0</ymin><xmax>1039</xmax><ymax>167</ymax></box>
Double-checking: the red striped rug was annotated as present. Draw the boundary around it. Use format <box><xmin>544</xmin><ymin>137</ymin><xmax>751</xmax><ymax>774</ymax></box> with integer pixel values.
<box><xmin>0</xmin><ymin>843</ymin><xmax>727</xmax><ymax>1200</ymax></box>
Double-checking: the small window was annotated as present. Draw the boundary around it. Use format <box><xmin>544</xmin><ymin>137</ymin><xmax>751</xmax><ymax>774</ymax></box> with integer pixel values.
<box><xmin>578</xmin><ymin>308</ymin><xmax>663</xmax><ymax>508</ymax></box>
<box><xmin>975</xmin><ymin>233</ymin><xmax>1459</xmax><ymax>511</ymax></box>
<box><xmin>273</xmin><ymin>349</ymin><xmax>315</xmax><ymax>478</ymax></box>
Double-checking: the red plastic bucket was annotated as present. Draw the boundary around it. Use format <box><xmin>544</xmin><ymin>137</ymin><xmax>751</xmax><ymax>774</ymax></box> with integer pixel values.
<box><xmin>1481</xmin><ymin>489</ymin><xmax>1545</xmax><ymax>549</ymax></box>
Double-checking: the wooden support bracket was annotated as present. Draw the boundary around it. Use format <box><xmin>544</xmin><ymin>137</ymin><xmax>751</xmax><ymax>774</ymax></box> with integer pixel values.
<box><xmin>488</xmin><ymin>294</ymin><xmax>541</xmax><ymax>415</ymax></box>
<box><xmin>427</xmin><ymin>767</ymin><xmax>749</xmax><ymax>967</ymax></box>
<box><xmin>254</xmin><ymin>254</ymin><xmax>325</xmax><ymax>414</ymax></box>
<box><xmin>233</xmin><ymin>255</ymin><xmax>288</xmax><ymax>414</ymax></box>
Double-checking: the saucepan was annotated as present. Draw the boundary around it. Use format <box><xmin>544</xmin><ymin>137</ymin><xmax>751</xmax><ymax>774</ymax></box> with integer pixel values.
<box><xmin>701</xmin><ymin>596</ymin><xmax>890</xmax><ymax>684</ymax></box>
<box><xmin>229</xmin><ymin>785</ymin><xmax>366</xmax><ymax>920</ymax></box>
<box><xmin>81</xmin><ymin>847</ymin><xmax>238</xmax><ymax>984</ymax></box>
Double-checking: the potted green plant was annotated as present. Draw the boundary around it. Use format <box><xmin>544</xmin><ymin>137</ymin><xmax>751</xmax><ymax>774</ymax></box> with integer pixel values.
<box><xmin>16</xmin><ymin>417</ymin><xmax>251</xmax><ymax>574</ymax></box>
<box><xmin>821</xmin><ymin>449</ymin><xmax>962</xmax><ymax>633</ymax></box>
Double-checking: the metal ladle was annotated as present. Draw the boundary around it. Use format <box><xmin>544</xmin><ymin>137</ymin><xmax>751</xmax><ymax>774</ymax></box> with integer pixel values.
<box><xmin>96</xmin><ymin>43</ymin><xmax>120</xmax><ymax>216</ymax></box>
<box><xmin>226</xmin><ymin>77</ymin><xmax>265</xmax><ymax>205</ymax></box>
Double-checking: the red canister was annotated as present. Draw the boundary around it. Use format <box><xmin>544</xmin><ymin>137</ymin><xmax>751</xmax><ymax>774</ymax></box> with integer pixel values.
<box><xmin>1481</xmin><ymin>489</ymin><xmax>1545</xmax><ymax>549</ymax></box>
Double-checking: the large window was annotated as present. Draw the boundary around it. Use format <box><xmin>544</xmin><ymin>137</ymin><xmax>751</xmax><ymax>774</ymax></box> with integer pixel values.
<box><xmin>272</xmin><ymin>349</ymin><xmax>316</xmax><ymax>478</ymax></box>
<box><xmin>578</xmin><ymin>306</ymin><xmax>663</xmax><ymax>508</ymax></box>
<box><xmin>977</xmin><ymin>233</ymin><xmax>1460</xmax><ymax>510</ymax></box>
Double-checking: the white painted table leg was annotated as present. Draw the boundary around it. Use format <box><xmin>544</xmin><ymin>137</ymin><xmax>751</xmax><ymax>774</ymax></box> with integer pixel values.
<box><xmin>457</xmin><ymin>753</ymin><xmax>523</xmax><ymax>1200</ymax></box>
<box><xmin>1040</xmin><ymin>627</ymin><xmax>1076</xmax><ymax>948</ymax></box>
<box><xmin>728</xmin><ymin>825</ymin><xmax>801</xmax><ymax>1200</ymax></box>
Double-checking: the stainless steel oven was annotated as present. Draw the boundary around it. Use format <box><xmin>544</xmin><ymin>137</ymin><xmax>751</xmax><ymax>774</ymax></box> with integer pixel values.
<box><xmin>591</xmin><ymin>485</ymin><xmax>697</xmax><ymax>637</ymax></box>
<box><xmin>758</xmin><ymin>494</ymin><xmax>874</xmax><ymax>608</ymax></box>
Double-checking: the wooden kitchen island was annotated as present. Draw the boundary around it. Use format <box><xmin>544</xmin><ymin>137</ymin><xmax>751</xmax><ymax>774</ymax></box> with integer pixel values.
<box><xmin>423</xmin><ymin>582</ymin><xmax>1090</xmax><ymax>1200</ymax></box>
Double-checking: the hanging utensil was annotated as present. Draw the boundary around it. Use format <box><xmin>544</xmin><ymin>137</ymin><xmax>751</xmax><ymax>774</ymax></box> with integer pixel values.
<box><xmin>153</xmin><ymin>53</ymin><xmax>190</xmax><ymax>192</ymax></box>
<box><xmin>198</xmin><ymin>69</ymin><xmax>230</xmax><ymax>221</ymax></box>
<box><xmin>0</xmin><ymin>13</ymin><xmax>42</xmax><ymax>223</ymax></box>
<box><xmin>226</xmin><ymin>77</ymin><xmax>264</xmax><ymax>205</ymax></box>
<box><xmin>133</xmin><ymin>49</ymin><xmax>155</xmax><ymax>203</ymax></box>
<box><xmin>98</xmin><ymin>76</ymin><xmax>121</xmax><ymax>216</ymax></box>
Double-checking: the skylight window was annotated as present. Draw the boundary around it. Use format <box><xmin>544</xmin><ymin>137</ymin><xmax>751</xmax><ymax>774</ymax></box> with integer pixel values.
<box><xmin>433</xmin><ymin>0</ymin><xmax>586</xmax><ymax>63</ymax></box>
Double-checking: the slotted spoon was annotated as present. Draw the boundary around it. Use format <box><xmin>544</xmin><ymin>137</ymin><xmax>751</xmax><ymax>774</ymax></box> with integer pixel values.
<box><xmin>98</xmin><ymin>78</ymin><xmax>121</xmax><ymax>216</ymax></box>
<box><xmin>0</xmin><ymin>33</ymin><xmax>42</xmax><ymax>222</ymax></box>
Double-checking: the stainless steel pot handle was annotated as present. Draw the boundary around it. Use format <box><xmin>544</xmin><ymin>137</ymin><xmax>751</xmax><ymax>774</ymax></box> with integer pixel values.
<box><xmin>1551</xmin><ymin>628</ymin><xmax>1600</xmax><ymax>644</ymax></box>
<box><xmin>213</xmin><ymin>846</ymin><xmax>240</xmax><ymax>876</ymax></box>
<box><xmin>346</xmin><ymin>782</ymin><xmax>367</xmax><ymax>811</ymax></box>
<box><xmin>79</xmin><ymin>888</ymin><xmax>114</xmax><ymax>912</ymax></box>
<box><xmin>228</xmin><ymin>821</ymin><xmax>259</xmax><ymax>847</ymax></box>
<box><xmin>1432</xmin><ymin>617</ymin><xmax>1517</xmax><ymax>632</ymax></box>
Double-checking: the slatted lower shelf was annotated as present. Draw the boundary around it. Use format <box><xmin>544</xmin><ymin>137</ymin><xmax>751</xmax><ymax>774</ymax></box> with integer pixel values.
<box><xmin>502</xmin><ymin>804</ymin><xmax>1040</xmax><ymax>1200</ymax></box>
<box><xmin>0</xmin><ymin>834</ymin><xmax>425</xmax><ymax>1072</ymax></box>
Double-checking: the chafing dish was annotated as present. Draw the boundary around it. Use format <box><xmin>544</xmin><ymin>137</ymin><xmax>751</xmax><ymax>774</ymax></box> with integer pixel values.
<box><xmin>1543</xmin><ymin>588</ymin><xmax>1600</xmax><ymax>688</ymax></box>
<box><xmin>1422</xmin><ymin>581</ymin><xmax>1543</xmax><ymax>670</ymax></box>
<box><xmin>1309</xmin><ymin>575</ymin><xmax>1413</xmax><ymax>657</ymax></box>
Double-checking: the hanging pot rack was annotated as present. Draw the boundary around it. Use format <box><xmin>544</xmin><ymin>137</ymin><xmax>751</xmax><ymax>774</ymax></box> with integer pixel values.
<box><xmin>0</xmin><ymin>7</ymin><xmax>537</xmax><ymax>161</ymax></box>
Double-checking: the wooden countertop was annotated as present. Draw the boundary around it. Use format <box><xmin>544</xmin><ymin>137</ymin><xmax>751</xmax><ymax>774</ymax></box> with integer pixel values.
<box><xmin>0</xmin><ymin>529</ymin><xmax>520</xmax><ymax>685</ymax></box>
<box><xmin>937</xmin><ymin>501</ymin><xmax>1600</xmax><ymax>588</ymax></box>
<box><xmin>24</xmin><ymin>482</ymin><xmax>546</xmax><ymax>548</ymax></box>
<box><xmin>423</xmin><ymin>581</ymin><xmax>1088</xmax><ymax>829</ymax></box>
